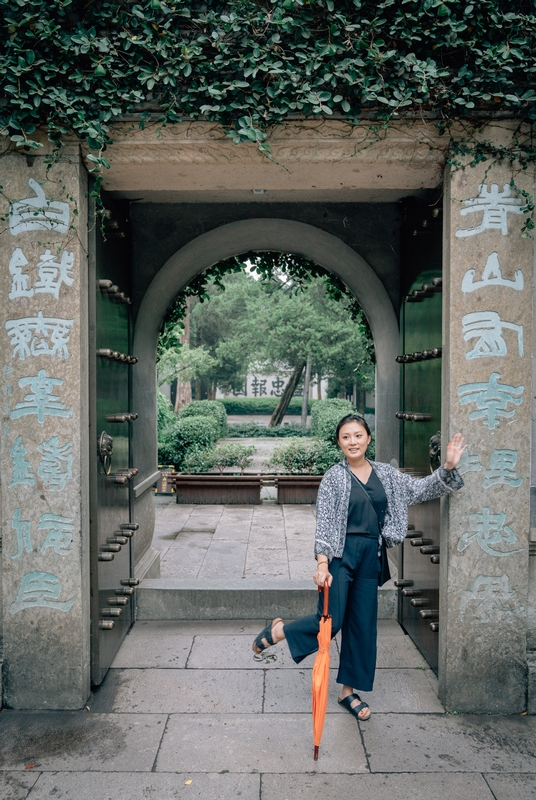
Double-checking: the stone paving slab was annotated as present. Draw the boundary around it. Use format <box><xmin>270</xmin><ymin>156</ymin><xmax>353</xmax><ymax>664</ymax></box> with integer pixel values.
<box><xmin>264</xmin><ymin>668</ymin><xmax>444</xmax><ymax>714</ymax></box>
<box><xmin>197</xmin><ymin>540</ymin><xmax>248</xmax><ymax>579</ymax></box>
<box><xmin>0</xmin><ymin>773</ymin><xmax>39</xmax><ymax>800</ymax></box>
<box><xmin>362</xmin><ymin>713</ymin><xmax>536</xmax><ymax>772</ymax></box>
<box><xmin>377</xmin><ymin>619</ymin><xmax>404</xmax><ymax>636</ymax></box>
<box><xmin>149</xmin><ymin>619</ymin><xmax>268</xmax><ymax>635</ymax></box>
<box><xmin>26</xmin><ymin>772</ymin><xmax>260</xmax><ymax>800</ymax></box>
<box><xmin>213</xmin><ymin>525</ymin><xmax>251</xmax><ymax>540</ymax></box>
<box><xmin>484</xmin><ymin>774</ymin><xmax>536</xmax><ymax>799</ymax></box>
<box><xmin>155</xmin><ymin>714</ymin><xmax>368</xmax><ymax>773</ymax></box>
<box><xmin>376</xmin><ymin>635</ymin><xmax>428</xmax><ymax>668</ymax></box>
<box><xmin>159</xmin><ymin>536</ymin><xmax>212</xmax><ymax>579</ymax></box>
<box><xmin>110</xmin><ymin>625</ymin><xmax>193</xmax><ymax>669</ymax></box>
<box><xmin>261</xmin><ymin>772</ymin><xmax>496</xmax><ymax>800</ymax></box>
<box><xmin>0</xmin><ymin>713</ymin><xmax>166</xmax><ymax>772</ymax></box>
<box><xmin>186</xmin><ymin>633</ymin><xmax>340</xmax><ymax>670</ymax></box>
<box><xmin>90</xmin><ymin>669</ymin><xmax>263</xmax><ymax>714</ymax></box>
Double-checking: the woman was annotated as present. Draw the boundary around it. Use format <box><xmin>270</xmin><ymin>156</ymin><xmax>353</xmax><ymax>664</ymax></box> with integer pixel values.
<box><xmin>253</xmin><ymin>414</ymin><xmax>465</xmax><ymax>721</ymax></box>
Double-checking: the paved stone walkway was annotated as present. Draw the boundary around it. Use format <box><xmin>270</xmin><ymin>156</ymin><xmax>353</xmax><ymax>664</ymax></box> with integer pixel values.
<box><xmin>154</xmin><ymin>497</ymin><xmax>318</xmax><ymax>582</ymax></box>
<box><xmin>1</xmin><ymin>618</ymin><xmax>536</xmax><ymax>799</ymax></box>
<box><xmin>2</xmin><ymin>498</ymin><xmax>535</xmax><ymax>799</ymax></box>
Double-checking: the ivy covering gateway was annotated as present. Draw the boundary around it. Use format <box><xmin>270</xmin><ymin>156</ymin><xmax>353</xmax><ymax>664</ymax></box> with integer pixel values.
<box><xmin>0</xmin><ymin>0</ymin><xmax>535</xmax><ymax>162</ymax></box>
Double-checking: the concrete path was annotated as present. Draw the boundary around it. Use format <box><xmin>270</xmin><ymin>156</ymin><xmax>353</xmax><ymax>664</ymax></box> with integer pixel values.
<box><xmin>1</xmin><ymin>618</ymin><xmax>535</xmax><ymax>799</ymax></box>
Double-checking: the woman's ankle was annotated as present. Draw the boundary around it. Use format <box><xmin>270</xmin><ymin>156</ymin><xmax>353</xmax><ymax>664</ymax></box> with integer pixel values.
<box><xmin>272</xmin><ymin>620</ymin><xmax>285</xmax><ymax>643</ymax></box>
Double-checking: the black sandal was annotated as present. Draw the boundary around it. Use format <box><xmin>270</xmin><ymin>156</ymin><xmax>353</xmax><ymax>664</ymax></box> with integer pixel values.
<box><xmin>338</xmin><ymin>692</ymin><xmax>371</xmax><ymax>721</ymax></box>
<box><xmin>252</xmin><ymin>618</ymin><xmax>282</xmax><ymax>654</ymax></box>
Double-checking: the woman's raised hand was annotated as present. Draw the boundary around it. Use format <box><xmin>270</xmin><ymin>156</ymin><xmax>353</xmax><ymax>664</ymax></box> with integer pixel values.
<box><xmin>444</xmin><ymin>432</ymin><xmax>467</xmax><ymax>471</ymax></box>
<box><xmin>313</xmin><ymin>563</ymin><xmax>333</xmax><ymax>587</ymax></box>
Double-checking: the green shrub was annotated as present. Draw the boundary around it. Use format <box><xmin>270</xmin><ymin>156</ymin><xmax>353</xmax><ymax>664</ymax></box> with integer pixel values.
<box><xmin>159</xmin><ymin>415</ymin><xmax>220</xmax><ymax>469</ymax></box>
<box><xmin>220</xmin><ymin>397</ymin><xmax>312</xmax><ymax>415</ymax></box>
<box><xmin>266</xmin><ymin>438</ymin><xmax>342</xmax><ymax>475</ymax></box>
<box><xmin>227</xmin><ymin>422</ymin><xmax>310</xmax><ymax>438</ymax></box>
<box><xmin>181</xmin><ymin>447</ymin><xmax>217</xmax><ymax>474</ymax></box>
<box><xmin>178</xmin><ymin>400</ymin><xmax>227</xmax><ymax>437</ymax></box>
<box><xmin>212</xmin><ymin>443</ymin><xmax>256</xmax><ymax>474</ymax></box>
<box><xmin>311</xmin><ymin>399</ymin><xmax>356</xmax><ymax>443</ymax></box>
<box><xmin>181</xmin><ymin>442</ymin><xmax>256</xmax><ymax>474</ymax></box>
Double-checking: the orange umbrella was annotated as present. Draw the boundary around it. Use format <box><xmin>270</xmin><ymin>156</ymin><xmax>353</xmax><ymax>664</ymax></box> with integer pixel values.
<box><xmin>312</xmin><ymin>579</ymin><xmax>332</xmax><ymax>760</ymax></box>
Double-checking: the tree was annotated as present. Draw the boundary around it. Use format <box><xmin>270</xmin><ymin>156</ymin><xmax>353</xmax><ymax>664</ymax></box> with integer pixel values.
<box><xmin>189</xmin><ymin>271</ymin><xmax>267</xmax><ymax>396</ymax></box>
<box><xmin>157</xmin><ymin>339</ymin><xmax>216</xmax><ymax>392</ymax></box>
<box><xmin>158</xmin><ymin>262</ymin><xmax>375</xmax><ymax>418</ymax></box>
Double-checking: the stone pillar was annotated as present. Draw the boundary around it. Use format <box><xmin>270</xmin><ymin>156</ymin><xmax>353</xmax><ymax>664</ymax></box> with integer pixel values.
<box><xmin>0</xmin><ymin>149</ymin><xmax>90</xmax><ymax>709</ymax></box>
<box><xmin>440</xmin><ymin>148</ymin><xmax>535</xmax><ymax>712</ymax></box>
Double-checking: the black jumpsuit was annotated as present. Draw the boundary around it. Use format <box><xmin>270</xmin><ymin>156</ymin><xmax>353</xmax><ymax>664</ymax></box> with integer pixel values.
<box><xmin>284</xmin><ymin>468</ymin><xmax>387</xmax><ymax>691</ymax></box>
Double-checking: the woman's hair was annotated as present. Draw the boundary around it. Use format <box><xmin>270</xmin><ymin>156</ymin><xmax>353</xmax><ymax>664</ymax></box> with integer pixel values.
<box><xmin>336</xmin><ymin>413</ymin><xmax>372</xmax><ymax>443</ymax></box>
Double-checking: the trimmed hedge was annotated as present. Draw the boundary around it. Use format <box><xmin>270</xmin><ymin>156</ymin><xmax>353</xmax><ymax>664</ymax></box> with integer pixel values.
<box><xmin>227</xmin><ymin>422</ymin><xmax>310</xmax><ymax>438</ymax></box>
<box><xmin>182</xmin><ymin>443</ymin><xmax>256</xmax><ymax>475</ymax></box>
<box><xmin>311</xmin><ymin>399</ymin><xmax>356</xmax><ymax>443</ymax></box>
<box><xmin>220</xmin><ymin>397</ymin><xmax>312</xmax><ymax>415</ymax></box>
<box><xmin>177</xmin><ymin>399</ymin><xmax>227</xmax><ymax>437</ymax></box>
<box><xmin>266</xmin><ymin>438</ymin><xmax>342</xmax><ymax>475</ymax></box>
<box><xmin>158</xmin><ymin>415</ymin><xmax>220</xmax><ymax>469</ymax></box>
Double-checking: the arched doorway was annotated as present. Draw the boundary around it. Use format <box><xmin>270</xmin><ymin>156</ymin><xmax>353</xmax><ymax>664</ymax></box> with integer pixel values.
<box><xmin>130</xmin><ymin>219</ymin><xmax>399</xmax><ymax>577</ymax></box>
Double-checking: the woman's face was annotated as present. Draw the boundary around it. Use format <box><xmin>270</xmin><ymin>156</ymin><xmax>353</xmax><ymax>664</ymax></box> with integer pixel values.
<box><xmin>337</xmin><ymin>420</ymin><xmax>371</xmax><ymax>461</ymax></box>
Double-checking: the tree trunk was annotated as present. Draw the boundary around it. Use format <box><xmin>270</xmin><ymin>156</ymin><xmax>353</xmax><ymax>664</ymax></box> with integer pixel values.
<box><xmin>317</xmin><ymin>374</ymin><xmax>322</xmax><ymax>400</ymax></box>
<box><xmin>269</xmin><ymin>362</ymin><xmax>305</xmax><ymax>427</ymax></box>
<box><xmin>301</xmin><ymin>353</ymin><xmax>312</xmax><ymax>431</ymax></box>
<box><xmin>174</xmin><ymin>298</ymin><xmax>192</xmax><ymax>412</ymax></box>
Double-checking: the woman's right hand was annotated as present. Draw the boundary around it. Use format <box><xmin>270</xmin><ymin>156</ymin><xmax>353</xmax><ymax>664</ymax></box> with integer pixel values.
<box><xmin>313</xmin><ymin>564</ymin><xmax>333</xmax><ymax>587</ymax></box>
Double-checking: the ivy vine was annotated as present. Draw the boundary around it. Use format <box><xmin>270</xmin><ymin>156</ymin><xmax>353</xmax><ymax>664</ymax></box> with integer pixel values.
<box><xmin>1</xmin><ymin>0</ymin><xmax>535</xmax><ymax>227</ymax></box>
<box><xmin>1</xmin><ymin>0</ymin><xmax>535</xmax><ymax>153</ymax></box>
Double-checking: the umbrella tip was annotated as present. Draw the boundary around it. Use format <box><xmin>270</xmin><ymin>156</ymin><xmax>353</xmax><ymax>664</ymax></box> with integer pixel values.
<box><xmin>313</xmin><ymin>746</ymin><xmax>319</xmax><ymax>760</ymax></box>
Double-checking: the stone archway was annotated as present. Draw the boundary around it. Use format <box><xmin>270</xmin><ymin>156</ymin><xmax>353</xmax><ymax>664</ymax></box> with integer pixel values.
<box><xmin>131</xmin><ymin>219</ymin><xmax>399</xmax><ymax>569</ymax></box>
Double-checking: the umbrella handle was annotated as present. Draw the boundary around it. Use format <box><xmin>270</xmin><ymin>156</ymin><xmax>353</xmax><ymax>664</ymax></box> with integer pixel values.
<box><xmin>317</xmin><ymin>579</ymin><xmax>329</xmax><ymax>617</ymax></box>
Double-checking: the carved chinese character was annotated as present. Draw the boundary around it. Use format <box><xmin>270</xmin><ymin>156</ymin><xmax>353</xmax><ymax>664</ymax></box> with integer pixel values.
<box><xmin>8</xmin><ymin>248</ymin><xmax>33</xmax><ymax>299</ymax></box>
<box><xmin>8</xmin><ymin>436</ymin><xmax>35</xmax><ymax>487</ymax></box>
<box><xmin>34</xmin><ymin>249</ymin><xmax>75</xmax><ymax>299</ymax></box>
<box><xmin>37</xmin><ymin>436</ymin><xmax>73</xmax><ymax>491</ymax></box>
<box><xmin>11</xmin><ymin>369</ymin><xmax>73</xmax><ymax>423</ymax></box>
<box><xmin>39</xmin><ymin>513</ymin><xmax>74</xmax><ymax>556</ymax></box>
<box><xmin>9</xmin><ymin>572</ymin><xmax>75</xmax><ymax>614</ymax></box>
<box><xmin>462</xmin><ymin>311</ymin><xmax>523</xmax><ymax>359</ymax></box>
<box><xmin>458</xmin><ymin>372</ymin><xmax>524</xmax><ymax>430</ymax></box>
<box><xmin>9</xmin><ymin>508</ymin><xmax>33</xmax><ymax>560</ymax></box>
<box><xmin>483</xmin><ymin>449</ymin><xmax>522</xmax><ymax>488</ymax></box>
<box><xmin>9</xmin><ymin>178</ymin><xmax>70</xmax><ymax>235</ymax></box>
<box><xmin>456</xmin><ymin>183</ymin><xmax>523</xmax><ymax>238</ymax></box>
<box><xmin>457</xmin><ymin>507</ymin><xmax>523</xmax><ymax>557</ymax></box>
<box><xmin>456</xmin><ymin>450</ymin><xmax>482</xmax><ymax>476</ymax></box>
<box><xmin>458</xmin><ymin>574</ymin><xmax>518</xmax><ymax>624</ymax></box>
<box><xmin>5</xmin><ymin>312</ymin><xmax>74</xmax><ymax>360</ymax></box>
<box><xmin>462</xmin><ymin>252</ymin><xmax>524</xmax><ymax>293</ymax></box>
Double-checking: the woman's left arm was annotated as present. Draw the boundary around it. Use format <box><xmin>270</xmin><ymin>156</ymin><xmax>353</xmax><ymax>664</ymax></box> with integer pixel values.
<box><xmin>397</xmin><ymin>433</ymin><xmax>467</xmax><ymax>505</ymax></box>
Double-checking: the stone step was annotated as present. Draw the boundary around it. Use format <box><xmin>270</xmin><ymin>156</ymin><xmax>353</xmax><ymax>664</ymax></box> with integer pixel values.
<box><xmin>136</xmin><ymin>579</ymin><xmax>397</xmax><ymax>621</ymax></box>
